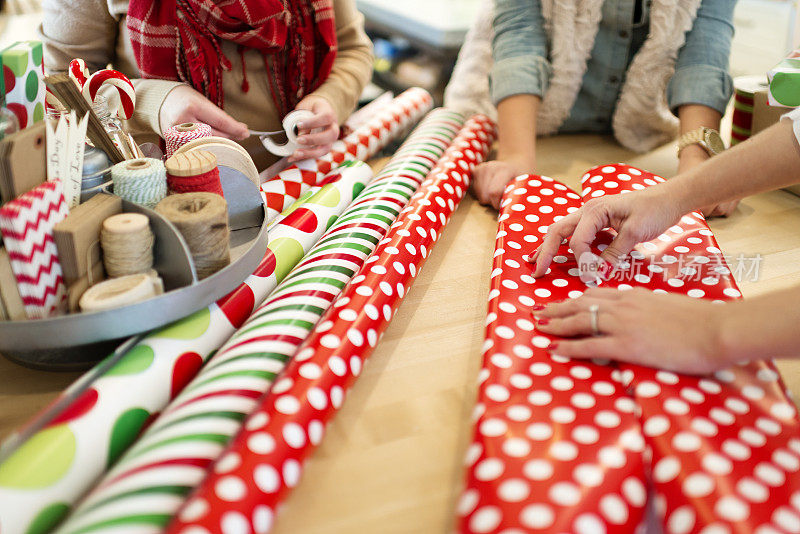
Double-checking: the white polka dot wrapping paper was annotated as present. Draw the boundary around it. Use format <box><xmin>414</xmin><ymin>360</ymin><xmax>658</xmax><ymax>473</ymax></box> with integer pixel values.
<box><xmin>261</xmin><ymin>87</ymin><xmax>434</xmax><ymax>223</ymax></box>
<box><xmin>0</xmin><ymin>180</ymin><xmax>69</xmax><ymax>318</ymax></box>
<box><xmin>0</xmin><ymin>93</ymin><xmax>434</xmax><ymax>534</ymax></box>
<box><xmin>51</xmin><ymin>162</ymin><xmax>375</xmax><ymax>534</ymax></box>
<box><xmin>165</xmin><ymin>114</ymin><xmax>496</xmax><ymax>534</ymax></box>
<box><xmin>457</xmin><ymin>165</ymin><xmax>800</xmax><ymax>534</ymax></box>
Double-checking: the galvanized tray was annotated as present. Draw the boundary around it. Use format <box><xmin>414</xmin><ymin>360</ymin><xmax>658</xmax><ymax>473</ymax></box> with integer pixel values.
<box><xmin>0</xmin><ymin>168</ymin><xmax>268</xmax><ymax>370</ymax></box>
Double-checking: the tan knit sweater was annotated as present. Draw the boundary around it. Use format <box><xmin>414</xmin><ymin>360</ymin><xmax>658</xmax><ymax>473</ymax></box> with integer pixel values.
<box><xmin>39</xmin><ymin>0</ymin><xmax>374</xmax><ymax>143</ymax></box>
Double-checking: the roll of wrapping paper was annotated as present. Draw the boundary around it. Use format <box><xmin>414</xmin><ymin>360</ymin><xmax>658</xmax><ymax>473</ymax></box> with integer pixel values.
<box><xmin>53</xmin><ymin>162</ymin><xmax>375</xmax><ymax>534</ymax></box>
<box><xmin>0</xmin><ymin>166</ymin><xmax>378</xmax><ymax>534</ymax></box>
<box><xmin>731</xmin><ymin>75</ymin><xmax>767</xmax><ymax>146</ymax></box>
<box><xmin>260</xmin><ymin>87</ymin><xmax>433</xmax><ymax>222</ymax></box>
<box><xmin>580</xmin><ymin>165</ymin><xmax>800</xmax><ymax>532</ymax></box>
<box><xmin>166</xmin><ymin>113</ymin><xmax>494</xmax><ymax>534</ymax></box>
<box><xmin>164</xmin><ymin>123</ymin><xmax>213</xmax><ymax>157</ymax></box>
<box><xmin>0</xmin><ymin>109</ymin><xmax>454</xmax><ymax>534</ymax></box>
<box><xmin>458</xmin><ymin>174</ymin><xmax>650</xmax><ymax>534</ymax></box>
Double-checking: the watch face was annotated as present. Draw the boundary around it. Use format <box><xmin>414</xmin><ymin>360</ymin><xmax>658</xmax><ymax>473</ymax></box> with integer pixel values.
<box><xmin>704</xmin><ymin>129</ymin><xmax>725</xmax><ymax>155</ymax></box>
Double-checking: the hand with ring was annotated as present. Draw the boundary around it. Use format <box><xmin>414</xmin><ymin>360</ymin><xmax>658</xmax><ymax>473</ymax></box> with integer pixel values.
<box><xmin>533</xmin><ymin>287</ymin><xmax>734</xmax><ymax>374</ymax></box>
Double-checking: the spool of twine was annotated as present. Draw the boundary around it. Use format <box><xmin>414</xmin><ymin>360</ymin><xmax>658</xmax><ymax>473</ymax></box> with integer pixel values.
<box><xmin>155</xmin><ymin>192</ymin><xmax>230</xmax><ymax>279</ymax></box>
<box><xmin>111</xmin><ymin>158</ymin><xmax>167</xmax><ymax>209</ymax></box>
<box><xmin>165</xmin><ymin>122</ymin><xmax>213</xmax><ymax>157</ymax></box>
<box><xmin>80</xmin><ymin>272</ymin><xmax>164</xmax><ymax>312</ymax></box>
<box><xmin>731</xmin><ymin>75</ymin><xmax>767</xmax><ymax>146</ymax></box>
<box><xmin>100</xmin><ymin>213</ymin><xmax>154</xmax><ymax>278</ymax></box>
<box><xmin>165</xmin><ymin>150</ymin><xmax>225</xmax><ymax>197</ymax></box>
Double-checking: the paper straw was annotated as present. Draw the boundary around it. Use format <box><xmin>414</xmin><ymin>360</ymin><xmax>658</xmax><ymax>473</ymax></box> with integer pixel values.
<box><xmin>52</xmin><ymin>162</ymin><xmax>375</xmax><ymax>534</ymax></box>
<box><xmin>581</xmin><ymin>164</ymin><xmax>800</xmax><ymax>532</ymax></box>
<box><xmin>166</xmin><ymin>113</ymin><xmax>493</xmax><ymax>534</ymax></box>
<box><xmin>260</xmin><ymin>87</ymin><xmax>433</xmax><ymax>222</ymax></box>
<box><xmin>458</xmin><ymin>174</ymin><xmax>649</xmax><ymax>534</ymax></box>
<box><xmin>0</xmin><ymin>163</ymin><xmax>375</xmax><ymax>534</ymax></box>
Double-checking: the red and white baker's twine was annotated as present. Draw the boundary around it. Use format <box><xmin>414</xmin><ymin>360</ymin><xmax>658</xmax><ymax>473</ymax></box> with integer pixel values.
<box><xmin>458</xmin><ymin>165</ymin><xmax>800</xmax><ymax>533</ymax></box>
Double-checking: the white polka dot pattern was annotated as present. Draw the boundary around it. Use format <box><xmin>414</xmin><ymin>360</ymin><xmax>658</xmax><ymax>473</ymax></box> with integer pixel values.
<box><xmin>459</xmin><ymin>165</ymin><xmax>800</xmax><ymax>533</ymax></box>
<box><xmin>459</xmin><ymin>173</ymin><xmax>648</xmax><ymax>533</ymax></box>
<box><xmin>582</xmin><ymin>165</ymin><xmax>800</xmax><ymax>533</ymax></box>
<box><xmin>167</xmin><ymin>115</ymin><xmax>497</xmax><ymax>534</ymax></box>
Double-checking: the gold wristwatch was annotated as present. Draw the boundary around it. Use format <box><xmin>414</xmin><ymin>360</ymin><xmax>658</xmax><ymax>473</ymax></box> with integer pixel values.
<box><xmin>677</xmin><ymin>127</ymin><xmax>725</xmax><ymax>157</ymax></box>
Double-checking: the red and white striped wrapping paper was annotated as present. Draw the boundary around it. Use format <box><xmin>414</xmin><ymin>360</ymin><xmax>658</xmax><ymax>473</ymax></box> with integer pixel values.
<box><xmin>261</xmin><ymin>87</ymin><xmax>434</xmax><ymax>222</ymax></box>
<box><xmin>459</xmin><ymin>167</ymin><xmax>800</xmax><ymax>533</ymax></box>
<box><xmin>582</xmin><ymin>165</ymin><xmax>800</xmax><ymax>533</ymax></box>
<box><xmin>0</xmin><ymin>180</ymin><xmax>68</xmax><ymax>318</ymax></box>
<box><xmin>458</xmin><ymin>174</ymin><xmax>648</xmax><ymax>534</ymax></box>
<box><xmin>166</xmin><ymin>114</ymin><xmax>496</xmax><ymax>534</ymax></box>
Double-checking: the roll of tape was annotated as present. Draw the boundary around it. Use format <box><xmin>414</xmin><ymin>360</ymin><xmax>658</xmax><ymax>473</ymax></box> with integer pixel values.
<box><xmin>261</xmin><ymin>109</ymin><xmax>314</xmax><ymax>157</ymax></box>
<box><xmin>79</xmin><ymin>272</ymin><xmax>163</xmax><ymax>312</ymax></box>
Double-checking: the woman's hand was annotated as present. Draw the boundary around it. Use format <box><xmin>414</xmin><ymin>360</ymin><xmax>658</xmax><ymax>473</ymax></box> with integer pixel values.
<box><xmin>289</xmin><ymin>95</ymin><xmax>340</xmax><ymax>162</ymax></box>
<box><xmin>472</xmin><ymin>156</ymin><xmax>534</xmax><ymax>209</ymax></box>
<box><xmin>679</xmin><ymin>144</ymin><xmax>739</xmax><ymax>217</ymax></box>
<box><xmin>534</xmin><ymin>287</ymin><xmax>733</xmax><ymax>374</ymax></box>
<box><xmin>159</xmin><ymin>85</ymin><xmax>249</xmax><ymax>140</ymax></box>
<box><xmin>532</xmin><ymin>186</ymin><xmax>683</xmax><ymax>277</ymax></box>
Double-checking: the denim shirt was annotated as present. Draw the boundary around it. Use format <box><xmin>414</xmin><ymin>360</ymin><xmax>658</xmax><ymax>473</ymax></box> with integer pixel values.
<box><xmin>491</xmin><ymin>0</ymin><xmax>736</xmax><ymax>133</ymax></box>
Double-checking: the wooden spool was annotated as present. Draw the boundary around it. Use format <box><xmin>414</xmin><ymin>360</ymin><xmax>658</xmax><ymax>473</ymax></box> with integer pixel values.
<box><xmin>165</xmin><ymin>150</ymin><xmax>218</xmax><ymax>178</ymax></box>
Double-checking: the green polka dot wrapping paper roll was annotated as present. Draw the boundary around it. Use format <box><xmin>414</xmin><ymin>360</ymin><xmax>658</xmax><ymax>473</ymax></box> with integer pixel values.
<box><xmin>768</xmin><ymin>49</ymin><xmax>800</xmax><ymax>108</ymax></box>
<box><xmin>457</xmin><ymin>165</ymin><xmax>800</xmax><ymax>534</ymax></box>
<box><xmin>164</xmin><ymin>114</ymin><xmax>496</xmax><ymax>534</ymax></box>
<box><xmin>1</xmin><ymin>40</ymin><xmax>45</xmax><ymax>129</ymax></box>
<box><xmin>52</xmin><ymin>162</ymin><xmax>375</xmax><ymax>534</ymax></box>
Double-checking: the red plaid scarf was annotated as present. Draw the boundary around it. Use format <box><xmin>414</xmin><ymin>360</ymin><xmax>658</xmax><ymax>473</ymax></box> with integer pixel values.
<box><xmin>127</xmin><ymin>0</ymin><xmax>337</xmax><ymax>116</ymax></box>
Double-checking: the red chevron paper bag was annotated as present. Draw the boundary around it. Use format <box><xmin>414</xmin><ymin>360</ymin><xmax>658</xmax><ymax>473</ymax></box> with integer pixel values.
<box><xmin>0</xmin><ymin>180</ymin><xmax>68</xmax><ymax>318</ymax></box>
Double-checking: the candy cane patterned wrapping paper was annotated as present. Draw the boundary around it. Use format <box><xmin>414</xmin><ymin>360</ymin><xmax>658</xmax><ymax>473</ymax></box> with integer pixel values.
<box><xmin>165</xmin><ymin>113</ymin><xmax>494</xmax><ymax>534</ymax></box>
<box><xmin>458</xmin><ymin>167</ymin><xmax>800</xmax><ymax>534</ymax></box>
<box><xmin>261</xmin><ymin>87</ymin><xmax>433</xmax><ymax>222</ymax></box>
<box><xmin>0</xmin><ymin>164</ymin><xmax>375</xmax><ymax>534</ymax></box>
<box><xmin>581</xmin><ymin>165</ymin><xmax>800</xmax><ymax>533</ymax></box>
<box><xmin>52</xmin><ymin>162</ymin><xmax>375</xmax><ymax>534</ymax></box>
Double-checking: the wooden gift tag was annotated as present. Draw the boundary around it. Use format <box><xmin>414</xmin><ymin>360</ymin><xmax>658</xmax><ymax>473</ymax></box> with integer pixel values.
<box><xmin>54</xmin><ymin>193</ymin><xmax>121</xmax><ymax>285</ymax></box>
<box><xmin>0</xmin><ymin>247</ymin><xmax>26</xmax><ymax>320</ymax></box>
<box><xmin>0</xmin><ymin>122</ymin><xmax>47</xmax><ymax>205</ymax></box>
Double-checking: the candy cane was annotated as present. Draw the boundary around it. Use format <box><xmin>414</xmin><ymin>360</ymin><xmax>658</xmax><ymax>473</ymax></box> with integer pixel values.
<box><xmin>68</xmin><ymin>59</ymin><xmax>89</xmax><ymax>89</ymax></box>
<box><xmin>81</xmin><ymin>69</ymin><xmax>136</xmax><ymax>120</ymax></box>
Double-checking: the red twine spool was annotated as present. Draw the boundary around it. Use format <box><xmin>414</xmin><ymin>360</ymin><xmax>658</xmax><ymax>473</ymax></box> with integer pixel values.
<box><xmin>165</xmin><ymin>150</ymin><xmax>225</xmax><ymax>198</ymax></box>
<box><xmin>167</xmin><ymin>167</ymin><xmax>224</xmax><ymax>197</ymax></box>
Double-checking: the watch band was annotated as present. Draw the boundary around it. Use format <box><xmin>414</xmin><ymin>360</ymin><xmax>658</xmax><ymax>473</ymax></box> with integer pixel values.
<box><xmin>677</xmin><ymin>127</ymin><xmax>722</xmax><ymax>157</ymax></box>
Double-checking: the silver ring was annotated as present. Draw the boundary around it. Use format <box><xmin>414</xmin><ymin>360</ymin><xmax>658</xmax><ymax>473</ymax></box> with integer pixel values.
<box><xmin>589</xmin><ymin>303</ymin><xmax>600</xmax><ymax>336</ymax></box>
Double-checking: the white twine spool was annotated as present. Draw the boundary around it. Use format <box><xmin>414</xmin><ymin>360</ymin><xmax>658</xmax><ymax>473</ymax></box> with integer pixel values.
<box><xmin>112</xmin><ymin>158</ymin><xmax>167</xmax><ymax>209</ymax></box>
<box><xmin>79</xmin><ymin>272</ymin><xmax>164</xmax><ymax>312</ymax></box>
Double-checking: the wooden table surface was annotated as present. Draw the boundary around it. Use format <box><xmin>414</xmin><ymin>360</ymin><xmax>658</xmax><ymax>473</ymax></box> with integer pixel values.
<box><xmin>2</xmin><ymin>133</ymin><xmax>799</xmax><ymax>534</ymax></box>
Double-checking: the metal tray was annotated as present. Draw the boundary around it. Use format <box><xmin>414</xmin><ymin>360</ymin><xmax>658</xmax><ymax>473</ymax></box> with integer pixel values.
<box><xmin>0</xmin><ymin>170</ymin><xmax>268</xmax><ymax>370</ymax></box>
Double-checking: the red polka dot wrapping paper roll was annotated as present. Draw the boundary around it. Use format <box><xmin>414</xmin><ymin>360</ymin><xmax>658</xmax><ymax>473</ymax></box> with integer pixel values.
<box><xmin>51</xmin><ymin>162</ymin><xmax>375</xmax><ymax>534</ymax></box>
<box><xmin>260</xmin><ymin>87</ymin><xmax>434</xmax><ymax>223</ymax></box>
<box><xmin>0</xmin><ymin>164</ymin><xmax>374</xmax><ymax>534</ymax></box>
<box><xmin>165</xmin><ymin>114</ymin><xmax>497</xmax><ymax>534</ymax></box>
<box><xmin>459</xmin><ymin>174</ymin><xmax>649</xmax><ymax>534</ymax></box>
<box><xmin>458</xmin><ymin>166</ymin><xmax>800</xmax><ymax>534</ymax></box>
<box><xmin>582</xmin><ymin>165</ymin><xmax>800</xmax><ymax>533</ymax></box>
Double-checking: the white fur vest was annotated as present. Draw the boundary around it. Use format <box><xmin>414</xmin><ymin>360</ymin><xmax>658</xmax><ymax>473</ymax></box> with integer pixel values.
<box><xmin>444</xmin><ymin>0</ymin><xmax>703</xmax><ymax>153</ymax></box>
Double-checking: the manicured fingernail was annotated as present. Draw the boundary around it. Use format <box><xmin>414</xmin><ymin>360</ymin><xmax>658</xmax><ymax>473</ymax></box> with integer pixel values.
<box><xmin>537</xmin><ymin>318</ymin><xmax>549</xmax><ymax>326</ymax></box>
<box><xmin>547</xmin><ymin>342</ymin><xmax>558</xmax><ymax>351</ymax></box>
<box><xmin>532</xmin><ymin>304</ymin><xmax>544</xmax><ymax>311</ymax></box>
